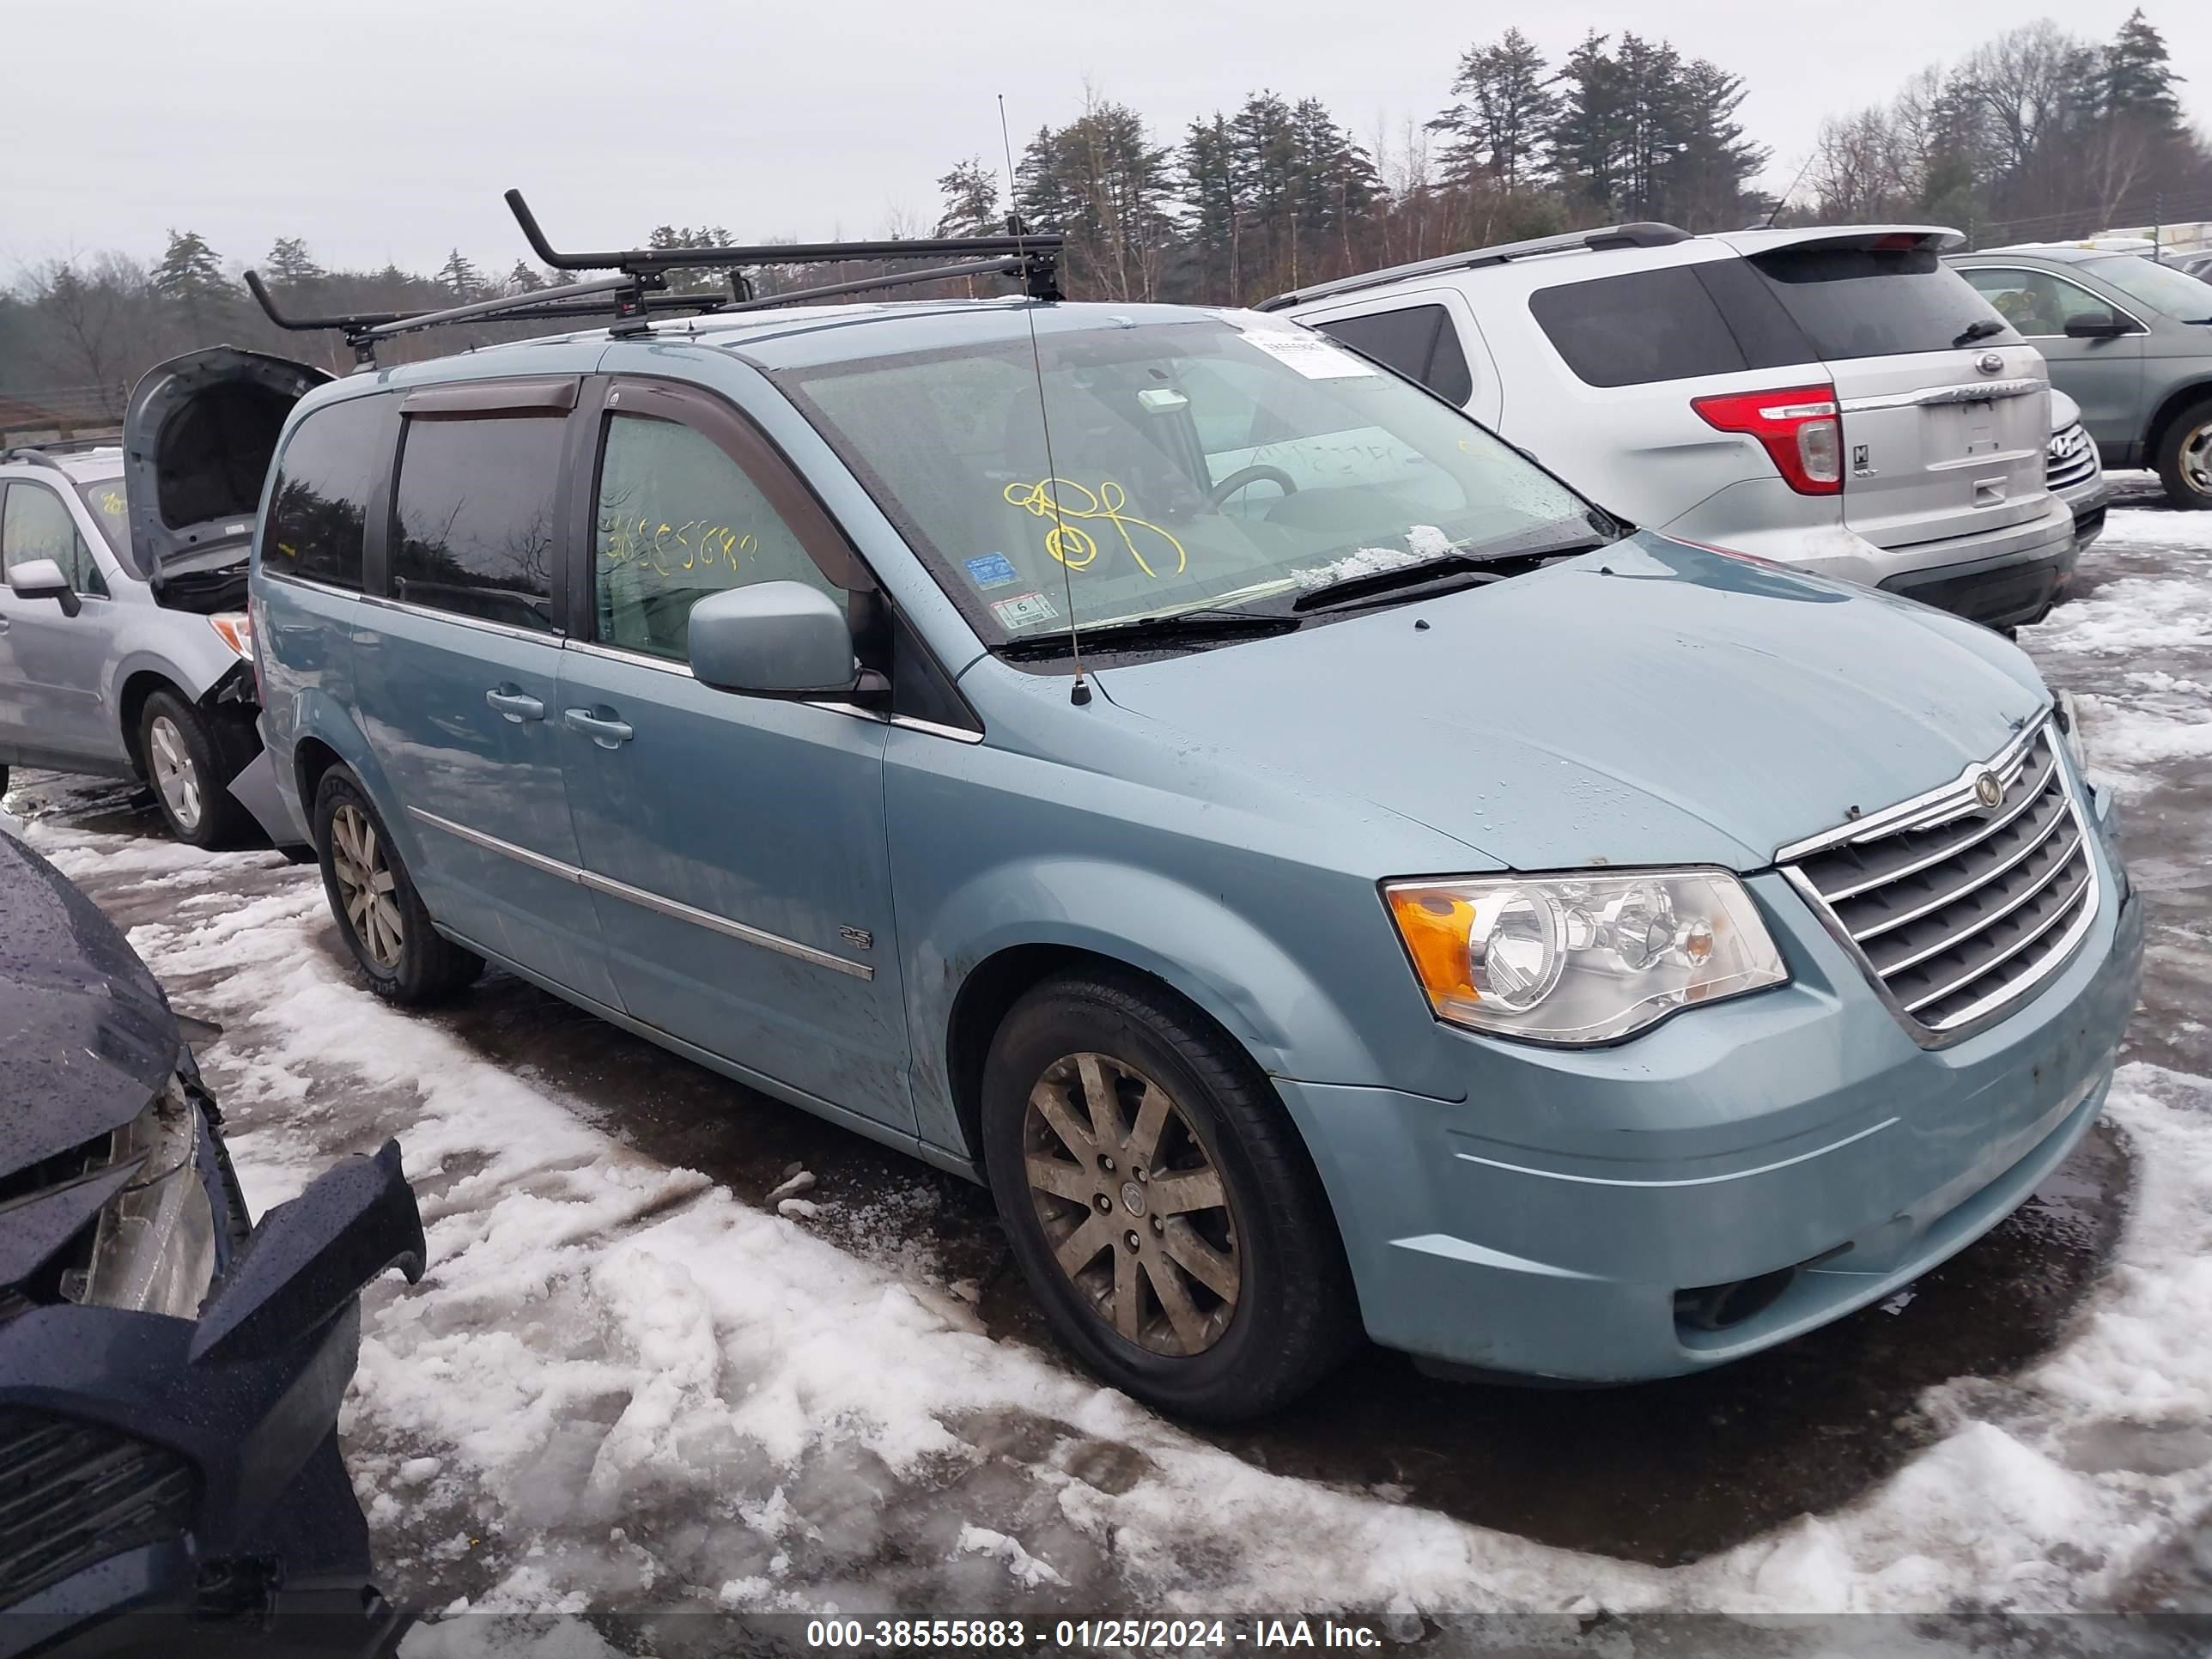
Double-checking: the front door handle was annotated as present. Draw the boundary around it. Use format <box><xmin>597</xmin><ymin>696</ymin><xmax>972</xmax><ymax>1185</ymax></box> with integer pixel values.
<box><xmin>0</xmin><ymin>617</ymin><xmax>10</xmax><ymax>635</ymax></box>
<box><xmin>562</xmin><ymin>707</ymin><xmax>633</xmax><ymax>749</ymax></box>
<box><xmin>484</xmin><ymin>686</ymin><xmax>545</xmax><ymax>723</ymax></box>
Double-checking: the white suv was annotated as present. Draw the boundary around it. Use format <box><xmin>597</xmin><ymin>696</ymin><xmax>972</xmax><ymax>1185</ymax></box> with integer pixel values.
<box><xmin>1267</xmin><ymin>223</ymin><xmax>2077</xmax><ymax>629</ymax></box>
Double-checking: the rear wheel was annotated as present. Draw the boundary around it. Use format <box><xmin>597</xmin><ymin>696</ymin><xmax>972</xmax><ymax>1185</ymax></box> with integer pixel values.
<box><xmin>313</xmin><ymin>768</ymin><xmax>481</xmax><ymax>1004</ymax></box>
<box><xmin>138</xmin><ymin>690</ymin><xmax>253</xmax><ymax>848</ymax></box>
<box><xmin>981</xmin><ymin>969</ymin><xmax>1358</xmax><ymax>1421</ymax></box>
<box><xmin>2156</xmin><ymin>399</ymin><xmax>2212</xmax><ymax>509</ymax></box>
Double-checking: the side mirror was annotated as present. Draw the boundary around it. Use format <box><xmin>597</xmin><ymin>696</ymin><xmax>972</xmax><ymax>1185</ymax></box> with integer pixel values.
<box><xmin>2063</xmin><ymin>312</ymin><xmax>2134</xmax><ymax>340</ymax></box>
<box><xmin>6</xmin><ymin>557</ymin><xmax>81</xmax><ymax>617</ymax></box>
<box><xmin>687</xmin><ymin>580</ymin><xmax>858</xmax><ymax>697</ymax></box>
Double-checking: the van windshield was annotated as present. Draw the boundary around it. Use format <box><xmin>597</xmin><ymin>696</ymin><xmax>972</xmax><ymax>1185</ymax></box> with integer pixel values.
<box><xmin>778</xmin><ymin>316</ymin><xmax>1613</xmax><ymax>646</ymax></box>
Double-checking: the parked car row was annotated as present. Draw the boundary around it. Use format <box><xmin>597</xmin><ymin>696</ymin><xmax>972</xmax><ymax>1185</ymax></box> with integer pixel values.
<box><xmin>1</xmin><ymin>200</ymin><xmax>2147</xmax><ymax>1433</ymax></box>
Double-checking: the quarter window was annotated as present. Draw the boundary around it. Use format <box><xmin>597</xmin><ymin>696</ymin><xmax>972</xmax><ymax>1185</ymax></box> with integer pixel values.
<box><xmin>1314</xmin><ymin>305</ymin><xmax>1475</xmax><ymax>406</ymax></box>
<box><xmin>2</xmin><ymin>482</ymin><xmax>108</xmax><ymax>597</ymax></box>
<box><xmin>264</xmin><ymin>395</ymin><xmax>385</xmax><ymax>591</ymax></box>
<box><xmin>391</xmin><ymin>415</ymin><xmax>566</xmax><ymax>634</ymax></box>
<box><xmin>592</xmin><ymin>413</ymin><xmax>841</xmax><ymax>661</ymax></box>
<box><xmin>1530</xmin><ymin>265</ymin><xmax>1773</xmax><ymax>386</ymax></box>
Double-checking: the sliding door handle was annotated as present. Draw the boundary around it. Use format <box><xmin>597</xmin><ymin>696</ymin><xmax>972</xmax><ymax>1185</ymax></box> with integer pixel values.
<box><xmin>562</xmin><ymin>707</ymin><xmax>633</xmax><ymax>748</ymax></box>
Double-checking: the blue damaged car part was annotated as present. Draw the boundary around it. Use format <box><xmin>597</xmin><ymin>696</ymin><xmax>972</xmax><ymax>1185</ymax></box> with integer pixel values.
<box><xmin>0</xmin><ymin>825</ymin><xmax>421</xmax><ymax>1654</ymax></box>
<box><xmin>233</xmin><ymin>195</ymin><xmax>2138</xmax><ymax>1422</ymax></box>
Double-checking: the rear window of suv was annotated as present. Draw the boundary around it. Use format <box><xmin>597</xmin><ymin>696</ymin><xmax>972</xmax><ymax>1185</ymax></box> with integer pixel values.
<box><xmin>1746</xmin><ymin>246</ymin><xmax>2019</xmax><ymax>362</ymax></box>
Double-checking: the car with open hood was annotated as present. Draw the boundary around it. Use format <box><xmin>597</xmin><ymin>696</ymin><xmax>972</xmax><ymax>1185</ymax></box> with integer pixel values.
<box><xmin>0</xmin><ymin>822</ymin><xmax>422</xmax><ymax>1650</ymax></box>
<box><xmin>228</xmin><ymin>200</ymin><xmax>2142</xmax><ymax>1419</ymax></box>
<box><xmin>0</xmin><ymin>346</ymin><xmax>325</xmax><ymax>846</ymax></box>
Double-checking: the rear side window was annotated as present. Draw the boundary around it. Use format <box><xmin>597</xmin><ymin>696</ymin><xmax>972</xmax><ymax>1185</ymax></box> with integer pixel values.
<box><xmin>391</xmin><ymin>416</ymin><xmax>566</xmax><ymax>635</ymax></box>
<box><xmin>1747</xmin><ymin>247</ymin><xmax>2018</xmax><ymax>362</ymax></box>
<box><xmin>264</xmin><ymin>396</ymin><xmax>385</xmax><ymax>591</ymax></box>
<box><xmin>1314</xmin><ymin>305</ymin><xmax>1474</xmax><ymax>405</ymax></box>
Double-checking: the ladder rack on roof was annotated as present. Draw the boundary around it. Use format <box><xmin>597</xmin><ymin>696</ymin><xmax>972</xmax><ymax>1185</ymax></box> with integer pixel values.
<box><xmin>243</xmin><ymin>188</ymin><xmax>1066</xmax><ymax>367</ymax></box>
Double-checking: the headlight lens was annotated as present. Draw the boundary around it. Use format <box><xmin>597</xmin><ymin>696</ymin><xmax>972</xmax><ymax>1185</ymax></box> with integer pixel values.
<box><xmin>1385</xmin><ymin>871</ymin><xmax>1788</xmax><ymax>1044</ymax></box>
<box><xmin>61</xmin><ymin>1084</ymin><xmax>219</xmax><ymax>1320</ymax></box>
<box><xmin>209</xmin><ymin>612</ymin><xmax>252</xmax><ymax>659</ymax></box>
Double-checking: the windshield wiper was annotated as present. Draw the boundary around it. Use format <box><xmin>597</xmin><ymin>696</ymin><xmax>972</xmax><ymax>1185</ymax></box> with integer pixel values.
<box><xmin>1292</xmin><ymin>538</ymin><xmax>1611</xmax><ymax>612</ymax></box>
<box><xmin>998</xmin><ymin>607</ymin><xmax>1304</xmax><ymax>659</ymax></box>
<box><xmin>1954</xmin><ymin>318</ymin><xmax>2008</xmax><ymax>347</ymax></box>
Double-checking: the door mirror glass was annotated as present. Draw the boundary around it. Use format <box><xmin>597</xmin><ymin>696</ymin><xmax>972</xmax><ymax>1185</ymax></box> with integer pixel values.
<box><xmin>687</xmin><ymin>580</ymin><xmax>857</xmax><ymax>696</ymax></box>
<box><xmin>5</xmin><ymin>556</ymin><xmax>81</xmax><ymax>617</ymax></box>
<box><xmin>2063</xmin><ymin>310</ymin><xmax>2133</xmax><ymax>339</ymax></box>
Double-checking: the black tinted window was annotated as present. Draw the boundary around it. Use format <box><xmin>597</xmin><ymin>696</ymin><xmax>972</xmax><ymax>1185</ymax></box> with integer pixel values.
<box><xmin>1316</xmin><ymin>305</ymin><xmax>1474</xmax><ymax>405</ymax></box>
<box><xmin>1749</xmin><ymin>247</ymin><xmax>2018</xmax><ymax>361</ymax></box>
<box><xmin>264</xmin><ymin>395</ymin><xmax>385</xmax><ymax>590</ymax></box>
<box><xmin>1530</xmin><ymin>266</ymin><xmax>1762</xmax><ymax>386</ymax></box>
<box><xmin>392</xmin><ymin>416</ymin><xmax>565</xmax><ymax>634</ymax></box>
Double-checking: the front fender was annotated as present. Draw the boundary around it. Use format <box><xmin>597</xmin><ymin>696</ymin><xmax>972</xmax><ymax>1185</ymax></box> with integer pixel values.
<box><xmin>907</xmin><ymin>856</ymin><xmax>1400</xmax><ymax>1158</ymax></box>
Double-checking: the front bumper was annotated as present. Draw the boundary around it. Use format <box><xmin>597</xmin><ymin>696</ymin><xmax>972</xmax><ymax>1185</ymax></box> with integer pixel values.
<box><xmin>1282</xmin><ymin>792</ymin><xmax>2142</xmax><ymax>1382</ymax></box>
<box><xmin>0</xmin><ymin>1054</ymin><xmax>422</xmax><ymax>1654</ymax></box>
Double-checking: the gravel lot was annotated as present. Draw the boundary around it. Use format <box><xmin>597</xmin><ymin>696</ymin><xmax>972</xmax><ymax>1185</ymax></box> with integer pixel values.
<box><xmin>7</xmin><ymin>483</ymin><xmax>2209</xmax><ymax>1650</ymax></box>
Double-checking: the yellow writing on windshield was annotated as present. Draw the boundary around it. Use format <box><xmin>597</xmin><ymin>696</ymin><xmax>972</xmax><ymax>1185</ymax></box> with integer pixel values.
<box><xmin>601</xmin><ymin>517</ymin><xmax>758</xmax><ymax>577</ymax></box>
<box><xmin>1004</xmin><ymin>478</ymin><xmax>1188</xmax><ymax>580</ymax></box>
<box><xmin>94</xmin><ymin>487</ymin><xmax>127</xmax><ymax>516</ymax></box>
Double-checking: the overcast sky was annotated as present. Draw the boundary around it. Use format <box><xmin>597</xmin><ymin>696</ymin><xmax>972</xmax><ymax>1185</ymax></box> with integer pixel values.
<box><xmin>7</xmin><ymin>0</ymin><xmax>2203</xmax><ymax>279</ymax></box>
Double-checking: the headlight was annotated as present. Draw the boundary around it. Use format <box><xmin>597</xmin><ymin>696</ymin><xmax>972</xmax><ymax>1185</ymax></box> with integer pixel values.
<box><xmin>1385</xmin><ymin>871</ymin><xmax>1789</xmax><ymax>1044</ymax></box>
<box><xmin>210</xmin><ymin>612</ymin><xmax>252</xmax><ymax>659</ymax></box>
<box><xmin>61</xmin><ymin>1084</ymin><xmax>219</xmax><ymax>1320</ymax></box>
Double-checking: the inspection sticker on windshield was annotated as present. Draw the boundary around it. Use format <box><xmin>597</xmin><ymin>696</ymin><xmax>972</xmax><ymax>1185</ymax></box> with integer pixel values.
<box><xmin>990</xmin><ymin>590</ymin><xmax>1060</xmax><ymax>629</ymax></box>
<box><xmin>964</xmin><ymin>553</ymin><xmax>1020</xmax><ymax>589</ymax></box>
<box><xmin>1237</xmin><ymin>329</ymin><xmax>1375</xmax><ymax>380</ymax></box>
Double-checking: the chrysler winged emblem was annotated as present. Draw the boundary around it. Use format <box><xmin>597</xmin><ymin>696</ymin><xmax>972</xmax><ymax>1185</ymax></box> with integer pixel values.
<box><xmin>1974</xmin><ymin>771</ymin><xmax>2003</xmax><ymax>809</ymax></box>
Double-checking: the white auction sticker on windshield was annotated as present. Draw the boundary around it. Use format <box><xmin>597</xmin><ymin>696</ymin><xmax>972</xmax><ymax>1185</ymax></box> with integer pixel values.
<box><xmin>1238</xmin><ymin>330</ymin><xmax>1376</xmax><ymax>380</ymax></box>
<box><xmin>990</xmin><ymin>590</ymin><xmax>1060</xmax><ymax>629</ymax></box>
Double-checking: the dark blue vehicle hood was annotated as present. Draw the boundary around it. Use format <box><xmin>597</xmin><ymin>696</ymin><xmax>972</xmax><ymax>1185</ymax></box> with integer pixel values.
<box><xmin>0</xmin><ymin>830</ymin><xmax>176</xmax><ymax>1175</ymax></box>
<box><xmin>1094</xmin><ymin>536</ymin><xmax>2051</xmax><ymax>872</ymax></box>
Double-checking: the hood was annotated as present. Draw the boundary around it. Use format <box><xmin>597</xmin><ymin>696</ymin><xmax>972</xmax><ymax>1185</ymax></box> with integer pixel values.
<box><xmin>123</xmin><ymin>346</ymin><xmax>329</xmax><ymax>575</ymax></box>
<box><xmin>1094</xmin><ymin>535</ymin><xmax>2047</xmax><ymax>872</ymax></box>
<box><xmin>2051</xmin><ymin>386</ymin><xmax>2081</xmax><ymax>433</ymax></box>
<box><xmin>0</xmin><ymin>830</ymin><xmax>177</xmax><ymax>1176</ymax></box>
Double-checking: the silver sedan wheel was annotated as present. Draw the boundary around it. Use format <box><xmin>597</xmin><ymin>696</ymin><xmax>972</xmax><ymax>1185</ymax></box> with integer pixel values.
<box><xmin>148</xmin><ymin>714</ymin><xmax>202</xmax><ymax>833</ymax></box>
<box><xmin>2183</xmin><ymin>420</ymin><xmax>2212</xmax><ymax>496</ymax></box>
<box><xmin>1023</xmin><ymin>1051</ymin><xmax>1241</xmax><ymax>1357</ymax></box>
<box><xmin>331</xmin><ymin>804</ymin><xmax>404</xmax><ymax>971</ymax></box>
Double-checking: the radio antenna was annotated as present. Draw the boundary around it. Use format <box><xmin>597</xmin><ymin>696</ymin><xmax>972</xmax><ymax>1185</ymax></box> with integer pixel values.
<box><xmin>999</xmin><ymin>94</ymin><xmax>1090</xmax><ymax>707</ymax></box>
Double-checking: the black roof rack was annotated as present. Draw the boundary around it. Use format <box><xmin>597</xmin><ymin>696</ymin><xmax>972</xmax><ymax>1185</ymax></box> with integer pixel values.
<box><xmin>246</xmin><ymin>190</ymin><xmax>1067</xmax><ymax>367</ymax></box>
<box><xmin>1253</xmin><ymin>222</ymin><xmax>1692</xmax><ymax>313</ymax></box>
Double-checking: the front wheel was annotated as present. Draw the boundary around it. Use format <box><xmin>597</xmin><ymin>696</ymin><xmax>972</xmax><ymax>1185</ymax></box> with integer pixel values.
<box><xmin>981</xmin><ymin>969</ymin><xmax>1358</xmax><ymax>1420</ymax></box>
<box><xmin>313</xmin><ymin>768</ymin><xmax>482</xmax><ymax>1004</ymax></box>
<box><xmin>2156</xmin><ymin>399</ymin><xmax>2212</xmax><ymax>509</ymax></box>
<box><xmin>138</xmin><ymin>690</ymin><xmax>253</xmax><ymax>848</ymax></box>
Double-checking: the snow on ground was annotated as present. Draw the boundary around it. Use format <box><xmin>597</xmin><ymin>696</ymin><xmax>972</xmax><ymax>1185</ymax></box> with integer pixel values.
<box><xmin>12</xmin><ymin>503</ymin><xmax>2212</xmax><ymax>1642</ymax></box>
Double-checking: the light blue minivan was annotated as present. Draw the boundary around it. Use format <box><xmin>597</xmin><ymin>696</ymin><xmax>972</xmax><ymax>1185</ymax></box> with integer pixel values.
<box><xmin>228</xmin><ymin>285</ymin><xmax>2141</xmax><ymax>1419</ymax></box>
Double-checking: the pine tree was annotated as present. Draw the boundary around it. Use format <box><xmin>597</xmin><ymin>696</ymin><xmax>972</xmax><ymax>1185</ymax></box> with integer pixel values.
<box><xmin>933</xmin><ymin>157</ymin><xmax>1002</xmax><ymax>238</ymax></box>
<box><xmin>505</xmin><ymin>260</ymin><xmax>546</xmax><ymax>295</ymax></box>
<box><xmin>153</xmin><ymin>230</ymin><xmax>228</xmax><ymax>306</ymax></box>
<box><xmin>1550</xmin><ymin>33</ymin><xmax>1635</xmax><ymax>214</ymax></box>
<box><xmin>1429</xmin><ymin>28</ymin><xmax>1557</xmax><ymax>191</ymax></box>
<box><xmin>435</xmin><ymin>249</ymin><xmax>483</xmax><ymax>300</ymax></box>
<box><xmin>1664</xmin><ymin>61</ymin><xmax>1769</xmax><ymax>229</ymax></box>
<box><xmin>2103</xmin><ymin>9</ymin><xmax>2184</xmax><ymax>129</ymax></box>
<box><xmin>264</xmin><ymin>236</ymin><xmax>325</xmax><ymax>286</ymax></box>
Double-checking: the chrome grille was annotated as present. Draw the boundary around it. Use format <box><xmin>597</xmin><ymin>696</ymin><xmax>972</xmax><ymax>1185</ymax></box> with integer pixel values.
<box><xmin>2046</xmin><ymin>422</ymin><xmax>2099</xmax><ymax>492</ymax></box>
<box><xmin>1780</xmin><ymin>722</ymin><xmax>2097</xmax><ymax>1041</ymax></box>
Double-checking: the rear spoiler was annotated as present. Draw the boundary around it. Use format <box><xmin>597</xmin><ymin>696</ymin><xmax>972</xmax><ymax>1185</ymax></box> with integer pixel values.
<box><xmin>1714</xmin><ymin>226</ymin><xmax>1966</xmax><ymax>258</ymax></box>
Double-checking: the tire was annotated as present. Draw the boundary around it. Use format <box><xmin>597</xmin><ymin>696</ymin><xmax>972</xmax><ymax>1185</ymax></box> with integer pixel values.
<box><xmin>313</xmin><ymin>768</ymin><xmax>482</xmax><ymax>1005</ymax></box>
<box><xmin>0</xmin><ymin>765</ymin><xmax>9</xmax><ymax>802</ymax></box>
<box><xmin>2156</xmin><ymin>398</ymin><xmax>2212</xmax><ymax>509</ymax></box>
<box><xmin>981</xmin><ymin>968</ymin><xmax>1358</xmax><ymax>1421</ymax></box>
<box><xmin>138</xmin><ymin>690</ymin><xmax>254</xmax><ymax>848</ymax></box>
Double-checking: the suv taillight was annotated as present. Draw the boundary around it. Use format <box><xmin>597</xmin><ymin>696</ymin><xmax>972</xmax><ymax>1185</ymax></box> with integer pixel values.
<box><xmin>1692</xmin><ymin>385</ymin><xmax>1842</xmax><ymax>496</ymax></box>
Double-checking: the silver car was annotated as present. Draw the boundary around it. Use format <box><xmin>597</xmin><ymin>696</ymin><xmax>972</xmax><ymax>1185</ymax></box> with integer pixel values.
<box><xmin>0</xmin><ymin>349</ymin><xmax>321</xmax><ymax>845</ymax></box>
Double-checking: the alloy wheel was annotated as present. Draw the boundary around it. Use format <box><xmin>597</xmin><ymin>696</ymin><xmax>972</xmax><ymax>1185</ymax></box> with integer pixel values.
<box><xmin>331</xmin><ymin>804</ymin><xmax>404</xmax><ymax>970</ymax></box>
<box><xmin>2185</xmin><ymin>420</ymin><xmax>2212</xmax><ymax>496</ymax></box>
<box><xmin>1022</xmin><ymin>1051</ymin><xmax>1241</xmax><ymax>1357</ymax></box>
<box><xmin>148</xmin><ymin>714</ymin><xmax>202</xmax><ymax>833</ymax></box>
